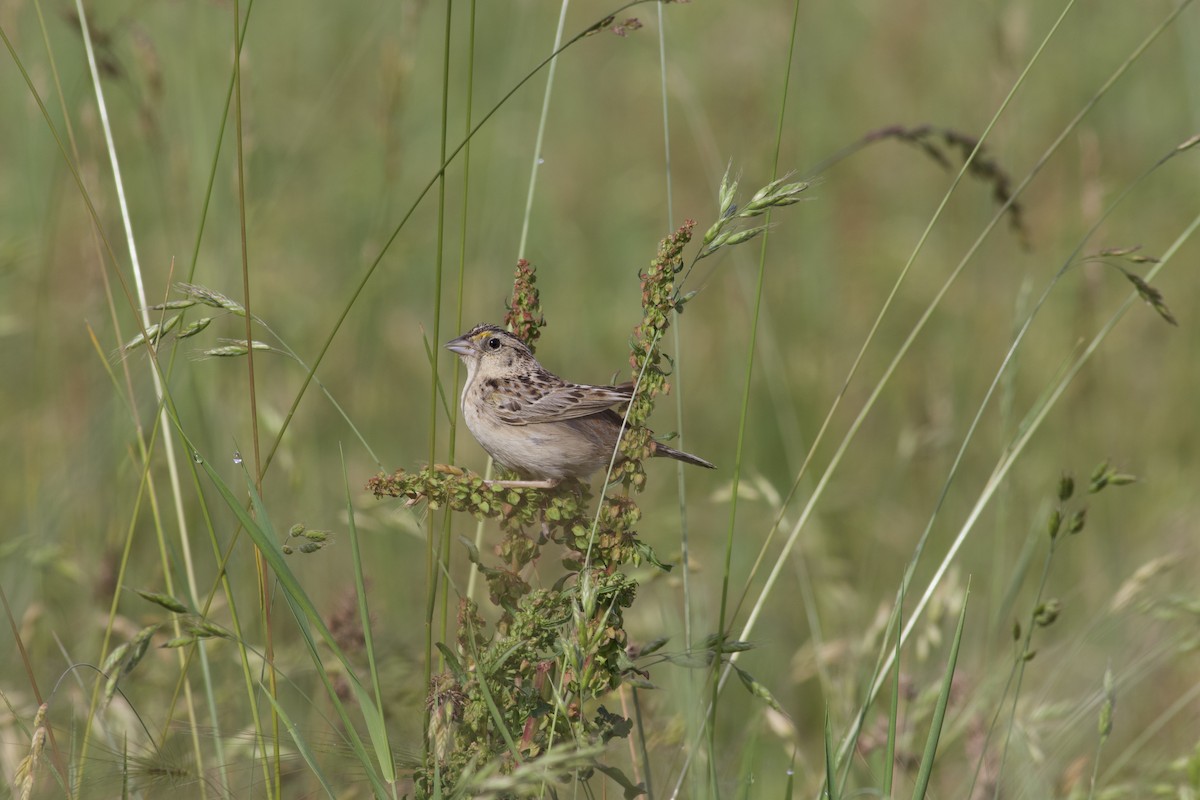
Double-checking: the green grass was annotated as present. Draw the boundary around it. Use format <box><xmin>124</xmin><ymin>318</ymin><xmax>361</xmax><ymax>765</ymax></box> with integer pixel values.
<box><xmin>3</xmin><ymin>0</ymin><xmax>1200</xmax><ymax>798</ymax></box>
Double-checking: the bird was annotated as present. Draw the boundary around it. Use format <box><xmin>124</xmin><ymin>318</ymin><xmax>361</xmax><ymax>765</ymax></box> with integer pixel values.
<box><xmin>445</xmin><ymin>323</ymin><xmax>714</xmax><ymax>486</ymax></box>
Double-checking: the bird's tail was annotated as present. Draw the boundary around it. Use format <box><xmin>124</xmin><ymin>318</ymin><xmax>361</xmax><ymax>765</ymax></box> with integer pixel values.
<box><xmin>652</xmin><ymin>441</ymin><xmax>716</xmax><ymax>470</ymax></box>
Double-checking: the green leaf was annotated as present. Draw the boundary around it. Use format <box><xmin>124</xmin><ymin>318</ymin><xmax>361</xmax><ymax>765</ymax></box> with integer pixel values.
<box><xmin>633</xmin><ymin>539</ymin><xmax>672</xmax><ymax>572</ymax></box>
<box><xmin>436</xmin><ymin>643</ymin><xmax>469</xmax><ymax>685</ymax></box>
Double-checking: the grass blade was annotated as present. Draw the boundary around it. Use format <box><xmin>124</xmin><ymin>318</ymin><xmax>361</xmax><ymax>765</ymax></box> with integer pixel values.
<box><xmin>197</xmin><ymin>456</ymin><xmax>391</xmax><ymax>796</ymax></box>
<box><xmin>911</xmin><ymin>582</ymin><xmax>970</xmax><ymax>799</ymax></box>
<box><xmin>261</xmin><ymin>690</ymin><xmax>338</xmax><ymax>800</ymax></box>
<box><xmin>823</xmin><ymin>705</ymin><xmax>837</xmax><ymax>800</ymax></box>
<box><xmin>883</xmin><ymin>591</ymin><xmax>904</xmax><ymax>799</ymax></box>
<box><xmin>342</xmin><ymin>446</ymin><xmax>397</xmax><ymax>784</ymax></box>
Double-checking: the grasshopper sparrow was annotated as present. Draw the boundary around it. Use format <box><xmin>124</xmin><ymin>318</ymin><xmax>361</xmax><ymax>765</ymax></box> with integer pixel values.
<box><xmin>445</xmin><ymin>324</ymin><xmax>714</xmax><ymax>485</ymax></box>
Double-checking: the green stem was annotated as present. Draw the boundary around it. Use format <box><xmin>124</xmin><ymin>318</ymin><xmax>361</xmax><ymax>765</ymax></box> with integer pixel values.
<box><xmin>707</xmin><ymin>0</ymin><xmax>802</xmax><ymax>786</ymax></box>
<box><xmin>423</xmin><ymin>0</ymin><xmax>455</xmax><ymax>764</ymax></box>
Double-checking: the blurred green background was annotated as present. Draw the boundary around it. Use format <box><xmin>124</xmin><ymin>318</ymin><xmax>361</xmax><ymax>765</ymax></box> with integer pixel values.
<box><xmin>2</xmin><ymin>0</ymin><xmax>1199</xmax><ymax>796</ymax></box>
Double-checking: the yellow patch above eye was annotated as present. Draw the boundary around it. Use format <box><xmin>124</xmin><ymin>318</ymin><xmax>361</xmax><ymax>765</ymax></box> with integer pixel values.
<box><xmin>470</xmin><ymin>331</ymin><xmax>494</xmax><ymax>341</ymax></box>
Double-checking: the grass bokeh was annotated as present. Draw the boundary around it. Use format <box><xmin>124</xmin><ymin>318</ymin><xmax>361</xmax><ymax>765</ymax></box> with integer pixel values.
<box><xmin>2</xmin><ymin>0</ymin><xmax>1198</xmax><ymax>797</ymax></box>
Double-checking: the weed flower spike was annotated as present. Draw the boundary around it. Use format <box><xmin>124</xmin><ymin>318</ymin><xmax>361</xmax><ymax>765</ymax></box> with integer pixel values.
<box><xmin>367</xmin><ymin>175</ymin><xmax>812</xmax><ymax>791</ymax></box>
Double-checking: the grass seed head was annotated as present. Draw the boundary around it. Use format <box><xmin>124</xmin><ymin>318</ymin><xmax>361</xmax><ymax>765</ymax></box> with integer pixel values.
<box><xmin>1058</xmin><ymin>473</ymin><xmax>1075</xmax><ymax>502</ymax></box>
<box><xmin>177</xmin><ymin>282</ymin><xmax>246</xmax><ymax>315</ymax></box>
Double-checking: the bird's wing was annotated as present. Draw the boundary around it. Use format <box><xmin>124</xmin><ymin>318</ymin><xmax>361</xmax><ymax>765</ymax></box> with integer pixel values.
<box><xmin>493</xmin><ymin>380</ymin><xmax>634</xmax><ymax>425</ymax></box>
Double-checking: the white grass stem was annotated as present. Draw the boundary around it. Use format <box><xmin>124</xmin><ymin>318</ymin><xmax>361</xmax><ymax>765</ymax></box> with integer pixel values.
<box><xmin>74</xmin><ymin>0</ymin><xmax>210</xmax><ymax>787</ymax></box>
<box><xmin>73</xmin><ymin>0</ymin><xmax>200</xmax><ymax>609</ymax></box>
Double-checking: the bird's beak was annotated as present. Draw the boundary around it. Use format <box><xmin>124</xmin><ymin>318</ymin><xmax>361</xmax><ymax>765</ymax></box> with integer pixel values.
<box><xmin>444</xmin><ymin>336</ymin><xmax>474</xmax><ymax>357</ymax></box>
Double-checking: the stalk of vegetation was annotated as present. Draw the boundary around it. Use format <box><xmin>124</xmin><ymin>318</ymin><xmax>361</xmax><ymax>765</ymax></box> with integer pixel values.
<box><xmin>369</xmin><ymin>174</ymin><xmax>803</xmax><ymax>795</ymax></box>
<box><xmin>711</xmin><ymin>0</ymin><xmax>804</xmax><ymax>786</ymax></box>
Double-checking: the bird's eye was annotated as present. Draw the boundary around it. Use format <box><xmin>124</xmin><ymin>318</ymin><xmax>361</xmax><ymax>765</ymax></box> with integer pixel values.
<box><xmin>486</xmin><ymin>337</ymin><xmax>501</xmax><ymax>351</ymax></box>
